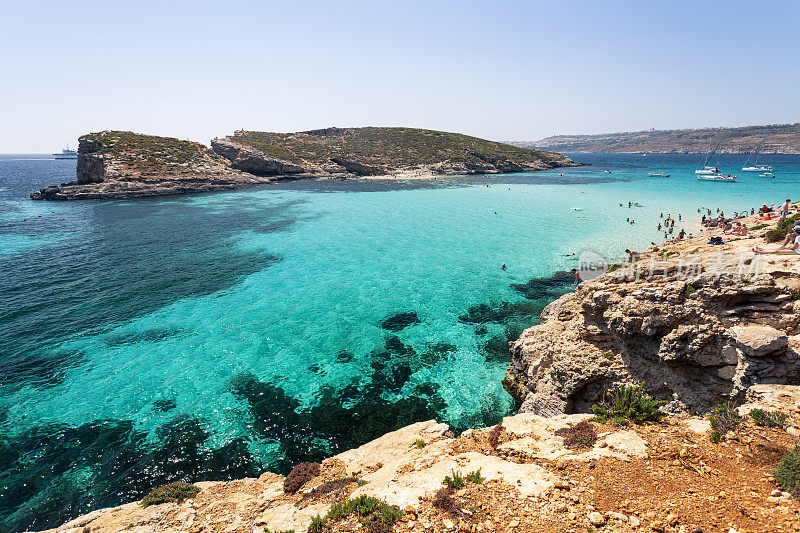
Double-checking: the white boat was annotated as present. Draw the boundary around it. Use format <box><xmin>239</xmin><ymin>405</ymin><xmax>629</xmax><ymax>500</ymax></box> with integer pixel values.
<box><xmin>647</xmin><ymin>172</ymin><xmax>670</xmax><ymax>177</ymax></box>
<box><xmin>742</xmin><ymin>140</ymin><xmax>773</xmax><ymax>172</ymax></box>
<box><xmin>698</xmin><ymin>174</ymin><xmax>736</xmax><ymax>182</ymax></box>
<box><xmin>53</xmin><ymin>145</ymin><xmax>77</xmax><ymax>159</ymax></box>
<box><xmin>695</xmin><ymin>166</ymin><xmax>720</xmax><ymax>175</ymax></box>
<box><xmin>695</xmin><ymin>137</ymin><xmax>723</xmax><ymax>175</ymax></box>
<box><xmin>759</xmin><ymin>172</ymin><xmax>775</xmax><ymax>178</ymax></box>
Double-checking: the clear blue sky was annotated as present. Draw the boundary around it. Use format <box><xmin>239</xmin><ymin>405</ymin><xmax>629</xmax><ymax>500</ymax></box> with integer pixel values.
<box><xmin>1</xmin><ymin>0</ymin><xmax>798</xmax><ymax>151</ymax></box>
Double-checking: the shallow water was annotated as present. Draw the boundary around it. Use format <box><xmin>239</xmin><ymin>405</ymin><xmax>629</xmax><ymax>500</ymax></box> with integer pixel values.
<box><xmin>1</xmin><ymin>152</ymin><xmax>799</xmax><ymax>531</ymax></box>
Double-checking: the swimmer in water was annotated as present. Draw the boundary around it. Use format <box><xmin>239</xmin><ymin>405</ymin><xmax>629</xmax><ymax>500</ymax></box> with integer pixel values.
<box><xmin>501</xmin><ymin>264</ymin><xmax>507</xmax><ymax>270</ymax></box>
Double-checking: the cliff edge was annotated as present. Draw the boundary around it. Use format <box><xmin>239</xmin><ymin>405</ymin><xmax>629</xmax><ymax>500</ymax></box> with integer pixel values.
<box><xmin>30</xmin><ymin>132</ymin><xmax>277</xmax><ymax>200</ymax></box>
<box><xmin>505</xmin><ymin>211</ymin><xmax>800</xmax><ymax>417</ymax></box>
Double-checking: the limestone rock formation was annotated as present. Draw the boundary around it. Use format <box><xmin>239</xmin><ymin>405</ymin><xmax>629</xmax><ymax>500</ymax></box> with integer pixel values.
<box><xmin>31</xmin><ymin>131</ymin><xmax>273</xmax><ymax>200</ymax></box>
<box><xmin>505</xmin><ymin>231</ymin><xmax>800</xmax><ymax>417</ymax></box>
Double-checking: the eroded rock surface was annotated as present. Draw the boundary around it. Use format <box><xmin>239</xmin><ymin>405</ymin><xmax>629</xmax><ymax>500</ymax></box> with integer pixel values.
<box><xmin>505</xmin><ymin>222</ymin><xmax>800</xmax><ymax>417</ymax></box>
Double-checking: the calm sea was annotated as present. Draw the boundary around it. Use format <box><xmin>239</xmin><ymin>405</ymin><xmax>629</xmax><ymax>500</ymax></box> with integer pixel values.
<box><xmin>1</xmin><ymin>152</ymin><xmax>799</xmax><ymax>531</ymax></box>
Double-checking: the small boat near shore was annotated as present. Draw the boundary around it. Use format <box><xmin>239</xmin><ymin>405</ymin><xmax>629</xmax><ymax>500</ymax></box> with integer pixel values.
<box><xmin>759</xmin><ymin>172</ymin><xmax>775</xmax><ymax>178</ymax></box>
<box><xmin>53</xmin><ymin>146</ymin><xmax>77</xmax><ymax>160</ymax></box>
<box><xmin>647</xmin><ymin>172</ymin><xmax>670</xmax><ymax>177</ymax></box>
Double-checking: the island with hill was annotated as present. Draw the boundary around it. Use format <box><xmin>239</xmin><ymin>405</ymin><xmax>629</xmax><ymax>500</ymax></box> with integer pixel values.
<box><xmin>30</xmin><ymin>128</ymin><xmax>578</xmax><ymax>200</ymax></box>
<box><xmin>520</xmin><ymin>123</ymin><xmax>800</xmax><ymax>154</ymax></box>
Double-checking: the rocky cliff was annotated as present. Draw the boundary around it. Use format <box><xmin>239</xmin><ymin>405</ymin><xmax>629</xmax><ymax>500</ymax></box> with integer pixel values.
<box><xmin>212</xmin><ymin>127</ymin><xmax>580</xmax><ymax>179</ymax></box>
<box><xmin>31</xmin><ymin>132</ymin><xmax>274</xmax><ymax>200</ymax></box>
<box><xmin>505</xmin><ymin>213</ymin><xmax>800</xmax><ymax>417</ymax></box>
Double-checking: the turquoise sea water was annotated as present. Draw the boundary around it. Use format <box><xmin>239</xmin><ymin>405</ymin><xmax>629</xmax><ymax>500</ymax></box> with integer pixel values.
<box><xmin>1</xmin><ymin>153</ymin><xmax>799</xmax><ymax>531</ymax></box>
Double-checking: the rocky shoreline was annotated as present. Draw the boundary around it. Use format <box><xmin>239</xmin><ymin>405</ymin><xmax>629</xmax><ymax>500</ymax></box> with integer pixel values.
<box><xmin>504</xmin><ymin>210</ymin><xmax>800</xmax><ymax>418</ymax></box>
<box><xmin>30</xmin><ymin>129</ymin><xmax>579</xmax><ymax>201</ymax></box>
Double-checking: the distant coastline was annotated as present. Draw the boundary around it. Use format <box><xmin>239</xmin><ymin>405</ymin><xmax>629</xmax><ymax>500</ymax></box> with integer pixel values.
<box><xmin>515</xmin><ymin>122</ymin><xmax>800</xmax><ymax>154</ymax></box>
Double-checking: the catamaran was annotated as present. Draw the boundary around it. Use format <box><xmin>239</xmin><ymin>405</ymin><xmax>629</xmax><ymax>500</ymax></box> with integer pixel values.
<box><xmin>742</xmin><ymin>140</ymin><xmax>773</xmax><ymax>172</ymax></box>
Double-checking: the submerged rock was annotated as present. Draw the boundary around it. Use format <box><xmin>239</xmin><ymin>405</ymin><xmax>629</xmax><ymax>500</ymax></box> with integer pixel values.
<box><xmin>380</xmin><ymin>311</ymin><xmax>420</xmax><ymax>332</ymax></box>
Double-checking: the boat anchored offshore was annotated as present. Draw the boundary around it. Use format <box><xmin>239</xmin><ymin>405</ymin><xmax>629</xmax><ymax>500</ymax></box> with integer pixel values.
<box><xmin>698</xmin><ymin>174</ymin><xmax>736</xmax><ymax>182</ymax></box>
<box><xmin>695</xmin><ymin>136</ymin><xmax>723</xmax><ymax>175</ymax></box>
<box><xmin>53</xmin><ymin>146</ymin><xmax>78</xmax><ymax>159</ymax></box>
<box><xmin>647</xmin><ymin>172</ymin><xmax>671</xmax><ymax>177</ymax></box>
<box><xmin>742</xmin><ymin>140</ymin><xmax>773</xmax><ymax>172</ymax></box>
<box><xmin>759</xmin><ymin>172</ymin><xmax>775</xmax><ymax>178</ymax></box>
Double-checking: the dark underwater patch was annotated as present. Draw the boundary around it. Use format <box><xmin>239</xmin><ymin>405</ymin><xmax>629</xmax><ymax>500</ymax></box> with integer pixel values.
<box><xmin>0</xmin><ymin>415</ymin><xmax>259</xmax><ymax>533</ymax></box>
<box><xmin>227</xmin><ymin>360</ymin><xmax>446</xmax><ymax>474</ymax></box>
<box><xmin>0</xmin><ymin>350</ymin><xmax>85</xmax><ymax>391</ymax></box>
<box><xmin>509</xmin><ymin>271</ymin><xmax>573</xmax><ymax>300</ymax></box>
<box><xmin>458</xmin><ymin>301</ymin><xmax>543</xmax><ymax>325</ymax></box>
<box><xmin>151</xmin><ymin>399</ymin><xmax>177</xmax><ymax>412</ymax></box>
<box><xmin>0</xmin><ymin>198</ymin><xmax>295</xmax><ymax>373</ymax></box>
<box><xmin>104</xmin><ymin>326</ymin><xmax>188</xmax><ymax>347</ymax></box>
<box><xmin>380</xmin><ymin>311</ymin><xmax>420</xmax><ymax>332</ymax></box>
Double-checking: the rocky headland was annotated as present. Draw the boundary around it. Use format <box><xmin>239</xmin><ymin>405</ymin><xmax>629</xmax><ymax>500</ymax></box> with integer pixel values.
<box><xmin>37</xmin><ymin>209</ymin><xmax>800</xmax><ymax>533</ymax></box>
<box><xmin>30</xmin><ymin>132</ymin><xmax>273</xmax><ymax>200</ymax></box>
<box><xmin>30</xmin><ymin>128</ymin><xmax>579</xmax><ymax>200</ymax></box>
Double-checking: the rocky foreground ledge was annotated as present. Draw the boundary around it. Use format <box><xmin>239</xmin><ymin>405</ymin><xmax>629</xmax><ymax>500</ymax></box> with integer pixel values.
<box><xmin>505</xmin><ymin>211</ymin><xmax>800</xmax><ymax>417</ymax></box>
<box><xmin>31</xmin><ymin>128</ymin><xmax>579</xmax><ymax>200</ymax></box>
<box><xmin>41</xmin><ymin>386</ymin><xmax>799</xmax><ymax>533</ymax></box>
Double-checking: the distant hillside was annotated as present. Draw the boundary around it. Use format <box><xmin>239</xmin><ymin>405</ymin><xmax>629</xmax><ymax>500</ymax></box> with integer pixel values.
<box><xmin>212</xmin><ymin>127</ymin><xmax>577</xmax><ymax>177</ymax></box>
<box><xmin>521</xmin><ymin>123</ymin><xmax>800</xmax><ymax>154</ymax></box>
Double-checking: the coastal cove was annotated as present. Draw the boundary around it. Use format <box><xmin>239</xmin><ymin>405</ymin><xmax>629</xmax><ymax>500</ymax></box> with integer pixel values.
<box><xmin>2</xmin><ymin>153</ymin><xmax>800</xmax><ymax>531</ymax></box>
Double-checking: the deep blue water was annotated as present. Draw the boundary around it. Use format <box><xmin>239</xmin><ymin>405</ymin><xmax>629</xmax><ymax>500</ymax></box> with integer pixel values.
<box><xmin>2</xmin><ymin>152</ymin><xmax>800</xmax><ymax>532</ymax></box>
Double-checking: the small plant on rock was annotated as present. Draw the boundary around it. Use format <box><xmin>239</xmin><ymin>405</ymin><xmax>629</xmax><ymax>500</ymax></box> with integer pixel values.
<box><xmin>749</xmin><ymin>408</ymin><xmax>788</xmax><ymax>428</ymax></box>
<box><xmin>415</xmin><ymin>439</ymin><xmax>426</xmax><ymax>449</ymax></box>
<box><xmin>685</xmin><ymin>284</ymin><xmax>697</xmax><ymax>297</ymax></box>
<box><xmin>284</xmin><ymin>462</ymin><xmax>321</xmax><ymax>494</ymax></box>
<box><xmin>555</xmin><ymin>420</ymin><xmax>598</xmax><ymax>450</ymax></box>
<box><xmin>264</xmin><ymin>529</ymin><xmax>295</xmax><ymax>533</ymax></box>
<box><xmin>443</xmin><ymin>470</ymin><xmax>465</xmax><ymax>489</ymax></box>
<box><xmin>708</xmin><ymin>402</ymin><xmax>742</xmax><ymax>442</ymax></box>
<box><xmin>140</xmin><ymin>482</ymin><xmax>200</xmax><ymax>507</ymax></box>
<box><xmin>307</xmin><ymin>515</ymin><xmax>326</xmax><ymax>533</ymax></box>
<box><xmin>465</xmin><ymin>468</ymin><xmax>485</xmax><ymax>484</ymax></box>
<box><xmin>773</xmin><ymin>447</ymin><xmax>800</xmax><ymax>500</ymax></box>
<box><xmin>432</xmin><ymin>487</ymin><xmax>459</xmax><ymax>514</ymax></box>
<box><xmin>312</xmin><ymin>495</ymin><xmax>403</xmax><ymax>533</ymax></box>
<box><xmin>591</xmin><ymin>384</ymin><xmax>667</xmax><ymax>425</ymax></box>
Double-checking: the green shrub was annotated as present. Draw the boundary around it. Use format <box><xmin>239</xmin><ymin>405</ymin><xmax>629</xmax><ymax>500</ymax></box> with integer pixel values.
<box><xmin>415</xmin><ymin>439</ymin><xmax>426</xmax><ymax>449</ymax></box>
<box><xmin>685</xmin><ymin>285</ymin><xmax>697</xmax><ymax>297</ymax></box>
<box><xmin>314</xmin><ymin>495</ymin><xmax>403</xmax><ymax>533</ymax></box>
<box><xmin>284</xmin><ymin>462</ymin><xmax>321</xmax><ymax>494</ymax></box>
<box><xmin>308</xmin><ymin>515</ymin><xmax>326</xmax><ymax>533</ymax></box>
<box><xmin>708</xmin><ymin>403</ymin><xmax>742</xmax><ymax>442</ymax></box>
<box><xmin>265</xmin><ymin>529</ymin><xmax>295</xmax><ymax>533</ymax></box>
<box><xmin>750</xmin><ymin>223</ymin><xmax>768</xmax><ymax>230</ymax></box>
<box><xmin>140</xmin><ymin>482</ymin><xmax>200</xmax><ymax>507</ymax></box>
<box><xmin>606</xmin><ymin>263</ymin><xmax>622</xmax><ymax>273</ymax></box>
<box><xmin>749</xmin><ymin>408</ymin><xmax>788</xmax><ymax>428</ymax></box>
<box><xmin>773</xmin><ymin>447</ymin><xmax>800</xmax><ymax>500</ymax></box>
<box><xmin>465</xmin><ymin>469</ymin><xmax>485</xmax><ymax>484</ymax></box>
<box><xmin>555</xmin><ymin>420</ymin><xmax>598</xmax><ymax>449</ymax></box>
<box><xmin>765</xmin><ymin>214</ymin><xmax>800</xmax><ymax>243</ymax></box>
<box><xmin>443</xmin><ymin>470</ymin><xmax>465</xmax><ymax>489</ymax></box>
<box><xmin>591</xmin><ymin>384</ymin><xmax>667</xmax><ymax>425</ymax></box>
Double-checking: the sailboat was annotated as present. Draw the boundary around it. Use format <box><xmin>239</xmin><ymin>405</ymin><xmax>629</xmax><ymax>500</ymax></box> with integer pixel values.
<box><xmin>697</xmin><ymin>135</ymin><xmax>736</xmax><ymax>181</ymax></box>
<box><xmin>742</xmin><ymin>140</ymin><xmax>773</xmax><ymax>172</ymax></box>
<box><xmin>695</xmin><ymin>138</ymin><xmax>720</xmax><ymax>175</ymax></box>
